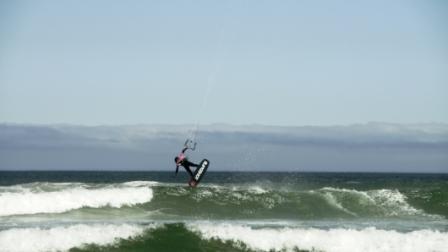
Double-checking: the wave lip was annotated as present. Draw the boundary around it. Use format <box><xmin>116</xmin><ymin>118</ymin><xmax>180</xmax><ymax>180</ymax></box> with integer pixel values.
<box><xmin>0</xmin><ymin>182</ymin><xmax>153</xmax><ymax>216</ymax></box>
<box><xmin>317</xmin><ymin>187</ymin><xmax>427</xmax><ymax>218</ymax></box>
<box><xmin>0</xmin><ymin>224</ymin><xmax>144</xmax><ymax>252</ymax></box>
<box><xmin>189</xmin><ymin>222</ymin><xmax>448</xmax><ymax>252</ymax></box>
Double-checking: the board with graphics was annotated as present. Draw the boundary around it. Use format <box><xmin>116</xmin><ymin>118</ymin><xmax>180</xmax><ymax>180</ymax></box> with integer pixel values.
<box><xmin>188</xmin><ymin>159</ymin><xmax>209</xmax><ymax>187</ymax></box>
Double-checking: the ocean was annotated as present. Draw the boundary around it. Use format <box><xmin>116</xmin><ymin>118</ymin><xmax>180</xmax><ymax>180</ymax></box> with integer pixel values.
<box><xmin>0</xmin><ymin>171</ymin><xmax>447</xmax><ymax>252</ymax></box>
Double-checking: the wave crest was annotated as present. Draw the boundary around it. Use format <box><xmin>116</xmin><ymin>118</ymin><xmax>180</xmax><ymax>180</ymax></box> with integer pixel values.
<box><xmin>0</xmin><ymin>182</ymin><xmax>153</xmax><ymax>216</ymax></box>
<box><xmin>318</xmin><ymin>187</ymin><xmax>423</xmax><ymax>217</ymax></box>
<box><xmin>189</xmin><ymin>223</ymin><xmax>448</xmax><ymax>252</ymax></box>
<box><xmin>0</xmin><ymin>224</ymin><xmax>145</xmax><ymax>252</ymax></box>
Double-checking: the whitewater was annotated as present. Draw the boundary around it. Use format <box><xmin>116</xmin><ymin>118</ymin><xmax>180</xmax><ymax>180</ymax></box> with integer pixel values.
<box><xmin>0</xmin><ymin>171</ymin><xmax>447</xmax><ymax>252</ymax></box>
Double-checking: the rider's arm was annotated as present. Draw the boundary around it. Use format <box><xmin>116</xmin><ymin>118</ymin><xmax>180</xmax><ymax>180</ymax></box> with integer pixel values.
<box><xmin>175</xmin><ymin>165</ymin><xmax>179</xmax><ymax>175</ymax></box>
<box><xmin>183</xmin><ymin>139</ymin><xmax>197</xmax><ymax>152</ymax></box>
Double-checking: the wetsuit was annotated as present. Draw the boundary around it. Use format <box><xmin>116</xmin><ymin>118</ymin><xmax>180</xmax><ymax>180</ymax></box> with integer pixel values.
<box><xmin>175</xmin><ymin>147</ymin><xmax>199</xmax><ymax>178</ymax></box>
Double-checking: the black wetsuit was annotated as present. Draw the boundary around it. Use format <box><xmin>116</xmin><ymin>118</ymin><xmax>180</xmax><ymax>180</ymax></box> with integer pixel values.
<box><xmin>176</xmin><ymin>158</ymin><xmax>198</xmax><ymax>178</ymax></box>
<box><xmin>175</xmin><ymin>147</ymin><xmax>199</xmax><ymax>178</ymax></box>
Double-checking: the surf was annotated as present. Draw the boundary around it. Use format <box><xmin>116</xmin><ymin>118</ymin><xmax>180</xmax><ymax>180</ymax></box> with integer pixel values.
<box><xmin>189</xmin><ymin>222</ymin><xmax>448</xmax><ymax>252</ymax></box>
<box><xmin>0</xmin><ymin>223</ymin><xmax>145</xmax><ymax>252</ymax></box>
<box><xmin>2</xmin><ymin>222</ymin><xmax>447</xmax><ymax>252</ymax></box>
<box><xmin>0</xmin><ymin>173</ymin><xmax>446</xmax><ymax>252</ymax></box>
<box><xmin>144</xmin><ymin>183</ymin><xmax>444</xmax><ymax>220</ymax></box>
<box><xmin>0</xmin><ymin>182</ymin><xmax>153</xmax><ymax>216</ymax></box>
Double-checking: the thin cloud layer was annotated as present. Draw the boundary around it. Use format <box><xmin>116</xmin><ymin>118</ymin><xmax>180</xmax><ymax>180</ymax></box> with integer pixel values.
<box><xmin>0</xmin><ymin>123</ymin><xmax>447</xmax><ymax>172</ymax></box>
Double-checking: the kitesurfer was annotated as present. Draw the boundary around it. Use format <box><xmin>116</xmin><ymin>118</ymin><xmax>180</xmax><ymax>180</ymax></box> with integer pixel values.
<box><xmin>174</xmin><ymin>141</ymin><xmax>198</xmax><ymax>179</ymax></box>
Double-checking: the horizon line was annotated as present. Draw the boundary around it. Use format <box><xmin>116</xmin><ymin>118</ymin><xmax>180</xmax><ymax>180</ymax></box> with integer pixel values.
<box><xmin>1</xmin><ymin>121</ymin><xmax>448</xmax><ymax>128</ymax></box>
<box><xmin>0</xmin><ymin>170</ymin><xmax>447</xmax><ymax>174</ymax></box>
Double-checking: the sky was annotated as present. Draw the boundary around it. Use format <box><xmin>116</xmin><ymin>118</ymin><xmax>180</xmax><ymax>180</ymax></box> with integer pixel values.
<box><xmin>1</xmin><ymin>0</ymin><xmax>447</xmax><ymax>126</ymax></box>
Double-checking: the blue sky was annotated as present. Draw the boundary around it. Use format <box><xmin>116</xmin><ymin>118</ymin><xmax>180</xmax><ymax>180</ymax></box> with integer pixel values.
<box><xmin>1</xmin><ymin>0</ymin><xmax>447</xmax><ymax>126</ymax></box>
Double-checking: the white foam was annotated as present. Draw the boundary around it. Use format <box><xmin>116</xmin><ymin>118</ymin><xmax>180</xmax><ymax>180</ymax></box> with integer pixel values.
<box><xmin>0</xmin><ymin>224</ymin><xmax>145</xmax><ymax>252</ymax></box>
<box><xmin>368</xmin><ymin>189</ymin><xmax>421</xmax><ymax>216</ymax></box>
<box><xmin>319</xmin><ymin>187</ymin><xmax>423</xmax><ymax>217</ymax></box>
<box><xmin>190</xmin><ymin>223</ymin><xmax>448</xmax><ymax>252</ymax></box>
<box><xmin>122</xmin><ymin>181</ymin><xmax>159</xmax><ymax>187</ymax></box>
<box><xmin>248</xmin><ymin>186</ymin><xmax>268</xmax><ymax>194</ymax></box>
<box><xmin>0</xmin><ymin>183</ymin><xmax>153</xmax><ymax>216</ymax></box>
<box><xmin>321</xmin><ymin>192</ymin><xmax>357</xmax><ymax>216</ymax></box>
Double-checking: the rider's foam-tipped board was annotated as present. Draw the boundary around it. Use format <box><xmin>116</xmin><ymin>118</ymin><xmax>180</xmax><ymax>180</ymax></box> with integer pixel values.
<box><xmin>189</xmin><ymin>159</ymin><xmax>209</xmax><ymax>187</ymax></box>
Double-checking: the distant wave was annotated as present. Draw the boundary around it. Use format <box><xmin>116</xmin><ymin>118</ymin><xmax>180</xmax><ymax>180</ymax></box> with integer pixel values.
<box><xmin>0</xmin><ymin>182</ymin><xmax>153</xmax><ymax>216</ymax></box>
<box><xmin>189</xmin><ymin>222</ymin><xmax>448</xmax><ymax>252</ymax></box>
<box><xmin>0</xmin><ymin>181</ymin><xmax>443</xmax><ymax>220</ymax></box>
<box><xmin>316</xmin><ymin>187</ymin><xmax>423</xmax><ymax>217</ymax></box>
<box><xmin>148</xmin><ymin>183</ymin><xmax>438</xmax><ymax>219</ymax></box>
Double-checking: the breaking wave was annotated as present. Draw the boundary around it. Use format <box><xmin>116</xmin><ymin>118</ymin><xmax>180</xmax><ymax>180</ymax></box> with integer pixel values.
<box><xmin>0</xmin><ymin>181</ymin><xmax>444</xmax><ymax>220</ymax></box>
<box><xmin>189</xmin><ymin>222</ymin><xmax>448</xmax><ymax>252</ymax></box>
<box><xmin>0</xmin><ymin>182</ymin><xmax>153</xmax><ymax>216</ymax></box>
<box><xmin>315</xmin><ymin>187</ymin><xmax>424</xmax><ymax>217</ymax></box>
<box><xmin>2</xmin><ymin>222</ymin><xmax>445</xmax><ymax>252</ymax></box>
<box><xmin>147</xmin><ymin>183</ymin><xmax>438</xmax><ymax>219</ymax></box>
<box><xmin>0</xmin><ymin>224</ymin><xmax>145</xmax><ymax>252</ymax></box>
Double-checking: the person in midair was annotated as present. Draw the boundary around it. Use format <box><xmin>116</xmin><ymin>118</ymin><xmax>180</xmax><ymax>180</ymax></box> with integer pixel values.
<box><xmin>174</xmin><ymin>140</ymin><xmax>198</xmax><ymax>179</ymax></box>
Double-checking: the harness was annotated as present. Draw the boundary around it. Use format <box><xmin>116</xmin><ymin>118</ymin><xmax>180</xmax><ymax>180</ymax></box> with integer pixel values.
<box><xmin>176</xmin><ymin>153</ymin><xmax>186</xmax><ymax>164</ymax></box>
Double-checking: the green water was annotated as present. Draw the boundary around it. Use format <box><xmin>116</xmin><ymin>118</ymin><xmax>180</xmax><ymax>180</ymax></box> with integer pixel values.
<box><xmin>0</xmin><ymin>171</ymin><xmax>447</xmax><ymax>252</ymax></box>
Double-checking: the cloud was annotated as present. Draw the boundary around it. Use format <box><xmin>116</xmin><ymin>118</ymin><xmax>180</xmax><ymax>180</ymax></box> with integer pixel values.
<box><xmin>0</xmin><ymin>123</ymin><xmax>447</xmax><ymax>172</ymax></box>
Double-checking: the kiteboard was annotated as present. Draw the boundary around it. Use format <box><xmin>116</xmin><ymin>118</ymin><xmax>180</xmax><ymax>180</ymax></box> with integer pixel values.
<box><xmin>189</xmin><ymin>159</ymin><xmax>209</xmax><ymax>187</ymax></box>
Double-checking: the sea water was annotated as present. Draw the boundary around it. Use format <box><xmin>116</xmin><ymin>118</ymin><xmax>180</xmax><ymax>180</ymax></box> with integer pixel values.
<box><xmin>0</xmin><ymin>171</ymin><xmax>447</xmax><ymax>252</ymax></box>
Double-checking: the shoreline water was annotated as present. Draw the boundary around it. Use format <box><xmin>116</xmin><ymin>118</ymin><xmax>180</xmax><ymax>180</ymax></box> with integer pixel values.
<box><xmin>0</xmin><ymin>172</ymin><xmax>447</xmax><ymax>252</ymax></box>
